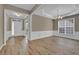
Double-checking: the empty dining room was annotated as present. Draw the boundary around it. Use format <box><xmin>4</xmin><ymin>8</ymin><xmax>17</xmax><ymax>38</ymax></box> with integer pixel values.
<box><xmin>0</xmin><ymin>4</ymin><xmax>79</xmax><ymax>55</ymax></box>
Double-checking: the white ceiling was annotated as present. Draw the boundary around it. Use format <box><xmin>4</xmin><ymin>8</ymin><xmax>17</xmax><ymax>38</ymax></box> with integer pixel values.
<box><xmin>10</xmin><ymin>4</ymin><xmax>35</xmax><ymax>11</ymax></box>
<box><xmin>6</xmin><ymin>9</ymin><xmax>28</xmax><ymax>19</ymax></box>
<box><xmin>10</xmin><ymin>4</ymin><xmax>79</xmax><ymax>19</ymax></box>
<box><xmin>34</xmin><ymin>4</ymin><xmax>79</xmax><ymax>19</ymax></box>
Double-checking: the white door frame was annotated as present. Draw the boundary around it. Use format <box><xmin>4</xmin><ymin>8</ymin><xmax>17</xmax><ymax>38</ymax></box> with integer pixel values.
<box><xmin>4</xmin><ymin>9</ymin><xmax>30</xmax><ymax>45</ymax></box>
<box><xmin>4</xmin><ymin>9</ymin><xmax>7</xmax><ymax>45</ymax></box>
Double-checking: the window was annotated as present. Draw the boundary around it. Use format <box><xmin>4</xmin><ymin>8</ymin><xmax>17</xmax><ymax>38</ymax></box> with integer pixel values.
<box><xmin>58</xmin><ymin>18</ymin><xmax>75</xmax><ymax>35</ymax></box>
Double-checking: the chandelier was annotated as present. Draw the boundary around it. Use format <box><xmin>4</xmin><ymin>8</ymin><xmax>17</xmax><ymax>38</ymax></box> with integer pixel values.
<box><xmin>55</xmin><ymin>15</ymin><xmax>63</xmax><ymax>19</ymax></box>
<box><xmin>54</xmin><ymin>9</ymin><xmax>63</xmax><ymax>20</ymax></box>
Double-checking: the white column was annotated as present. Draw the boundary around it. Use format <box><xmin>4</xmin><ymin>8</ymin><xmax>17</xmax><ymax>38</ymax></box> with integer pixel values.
<box><xmin>11</xmin><ymin>19</ymin><xmax>14</xmax><ymax>36</ymax></box>
<box><xmin>28</xmin><ymin>14</ymin><xmax>32</xmax><ymax>41</ymax></box>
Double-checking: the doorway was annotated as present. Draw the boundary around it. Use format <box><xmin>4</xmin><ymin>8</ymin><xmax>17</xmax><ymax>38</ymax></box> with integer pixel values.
<box><xmin>12</xmin><ymin>18</ymin><xmax>25</xmax><ymax>36</ymax></box>
<box><xmin>4</xmin><ymin>9</ymin><xmax>30</xmax><ymax>44</ymax></box>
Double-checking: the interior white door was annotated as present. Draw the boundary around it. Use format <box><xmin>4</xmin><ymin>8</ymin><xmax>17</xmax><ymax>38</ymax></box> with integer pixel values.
<box><xmin>13</xmin><ymin>19</ymin><xmax>23</xmax><ymax>36</ymax></box>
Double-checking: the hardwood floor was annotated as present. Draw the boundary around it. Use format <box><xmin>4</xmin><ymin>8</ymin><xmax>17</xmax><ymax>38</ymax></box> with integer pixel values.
<box><xmin>0</xmin><ymin>36</ymin><xmax>28</xmax><ymax>55</ymax></box>
<box><xmin>0</xmin><ymin>36</ymin><xmax>79</xmax><ymax>55</ymax></box>
<box><xmin>28</xmin><ymin>36</ymin><xmax>79</xmax><ymax>55</ymax></box>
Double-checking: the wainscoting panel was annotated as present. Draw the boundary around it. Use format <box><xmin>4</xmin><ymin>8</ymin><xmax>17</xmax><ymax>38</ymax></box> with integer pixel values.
<box><xmin>6</xmin><ymin>31</ymin><xmax>26</xmax><ymax>41</ymax></box>
<box><xmin>53</xmin><ymin>31</ymin><xmax>79</xmax><ymax>40</ymax></box>
<box><xmin>31</xmin><ymin>31</ymin><xmax>53</xmax><ymax>40</ymax></box>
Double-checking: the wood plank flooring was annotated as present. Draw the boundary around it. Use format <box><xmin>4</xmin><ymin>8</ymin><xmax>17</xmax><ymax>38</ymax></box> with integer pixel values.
<box><xmin>28</xmin><ymin>36</ymin><xmax>79</xmax><ymax>55</ymax></box>
<box><xmin>0</xmin><ymin>36</ymin><xmax>28</xmax><ymax>55</ymax></box>
<box><xmin>0</xmin><ymin>36</ymin><xmax>79</xmax><ymax>55</ymax></box>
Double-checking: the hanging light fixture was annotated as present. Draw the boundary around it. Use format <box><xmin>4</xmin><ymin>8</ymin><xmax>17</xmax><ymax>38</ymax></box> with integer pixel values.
<box><xmin>54</xmin><ymin>9</ymin><xmax>63</xmax><ymax>20</ymax></box>
<box><xmin>14</xmin><ymin>12</ymin><xmax>22</xmax><ymax>17</ymax></box>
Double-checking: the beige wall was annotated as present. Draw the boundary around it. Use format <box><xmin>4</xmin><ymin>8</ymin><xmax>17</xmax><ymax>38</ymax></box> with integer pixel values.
<box><xmin>75</xmin><ymin>16</ymin><xmax>79</xmax><ymax>32</ymax></box>
<box><xmin>32</xmin><ymin>15</ymin><xmax>53</xmax><ymax>31</ymax></box>
<box><xmin>7</xmin><ymin>17</ymin><xmax>12</xmax><ymax>31</ymax></box>
<box><xmin>0</xmin><ymin>5</ymin><xmax>4</xmax><ymax>47</ymax></box>
<box><xmin>53</xmin><ymin>20</ymin><xmax>58</xmax><ymax>31</ymax></box>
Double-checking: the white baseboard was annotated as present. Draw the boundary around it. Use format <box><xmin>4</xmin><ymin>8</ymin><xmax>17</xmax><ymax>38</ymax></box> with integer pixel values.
<box><xmin>31</xmin><ymin>31</ymin><xmax>53</xmax><ymax>40</ymax></box>
<box><xmin>53</xmin><ymin>31</ymin><xmax>79</xmax><ymax>40</ymax></box>
<box><xmin>31</xmin><ymin>31</ymin><xmax>79</xmax><ymax>40</ymax></box>
<box><xmin>6</xmin><ymin>31</ymin><xmax>26</xmax><ymax>41</ymax></box>
<box><xmin>0</xmin><ymin>43</ymin><xmax>6</xmax><ymax>50</ymax></box>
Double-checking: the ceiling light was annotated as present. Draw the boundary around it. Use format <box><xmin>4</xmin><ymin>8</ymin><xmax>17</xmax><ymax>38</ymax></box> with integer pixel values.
<box><xmin>54</xmin><ymin>9</ymin><xmax>63</xmax><ymax>20</ymax></box>
<box><xmin>14</xmin><ymin>12</ymin><xmax>22</xmax><ymax>17</ymax></box>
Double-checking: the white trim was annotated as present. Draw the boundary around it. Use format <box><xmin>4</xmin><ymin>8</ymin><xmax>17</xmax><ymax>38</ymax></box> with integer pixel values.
<box><xmin>53</xmin><ymin>30</ymin><xmax>79</xmax><ymax>40</ymax></box>
<box><xmin>28</xmin><ymin>15</ymin><xmax>32</xmax><ymax>41</ymax></box>
<box><xmin>24</xmin><ymin>16</ymin><xmax>29</xmax><ymax>41</ymax></box>
<box><xmin>4</xmin><ymin>9</ymin><xmax>7</xmax><ymax>45</ymax></box>
<box><xmin>12</xmin><ymin>19</ymin><xmax>14</xmax><ymax>35</ymax></box>
<box><xmin>0</xmin><ymin>43</ymin><xmax>6</xmax><ymax>50</ymax></box>
<box><xmin>58</xmin><ymin>18</ymin><xmax>75</xmax><ymax>35</ymax></box>
<box><xmin>31</xmin><ymin>5</ymin><xmax>43</xmax><ymax>15</ymax></box>
<box><xmin>73</xmin><ymin>18</ymin><xmax>75</xmax><ymax>35</ymax></box>
<box><xmin>65</xmin><ymin>20</ymin><xmax>66</xmax><ymax>34</ymax></box>
<box><xmin>58</xmin><ymin>20</ymin><xmax>59</xmax><ymax>34</ymax></box>
<box><xmin>32</xmin><ymin>30</ymin><xmax>77</xmax><ymax>41</ymax></box>
<box><xmin>31</xmin><ymin>31</ymin><xmax>53</xmax><ymax>40</ymax></box>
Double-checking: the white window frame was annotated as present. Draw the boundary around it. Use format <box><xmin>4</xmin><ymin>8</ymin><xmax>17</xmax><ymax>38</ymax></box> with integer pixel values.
<box><xmin>58</xmin><ymin>18</ymin><xmax>75</xmax><ymax>35</ymax></box>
